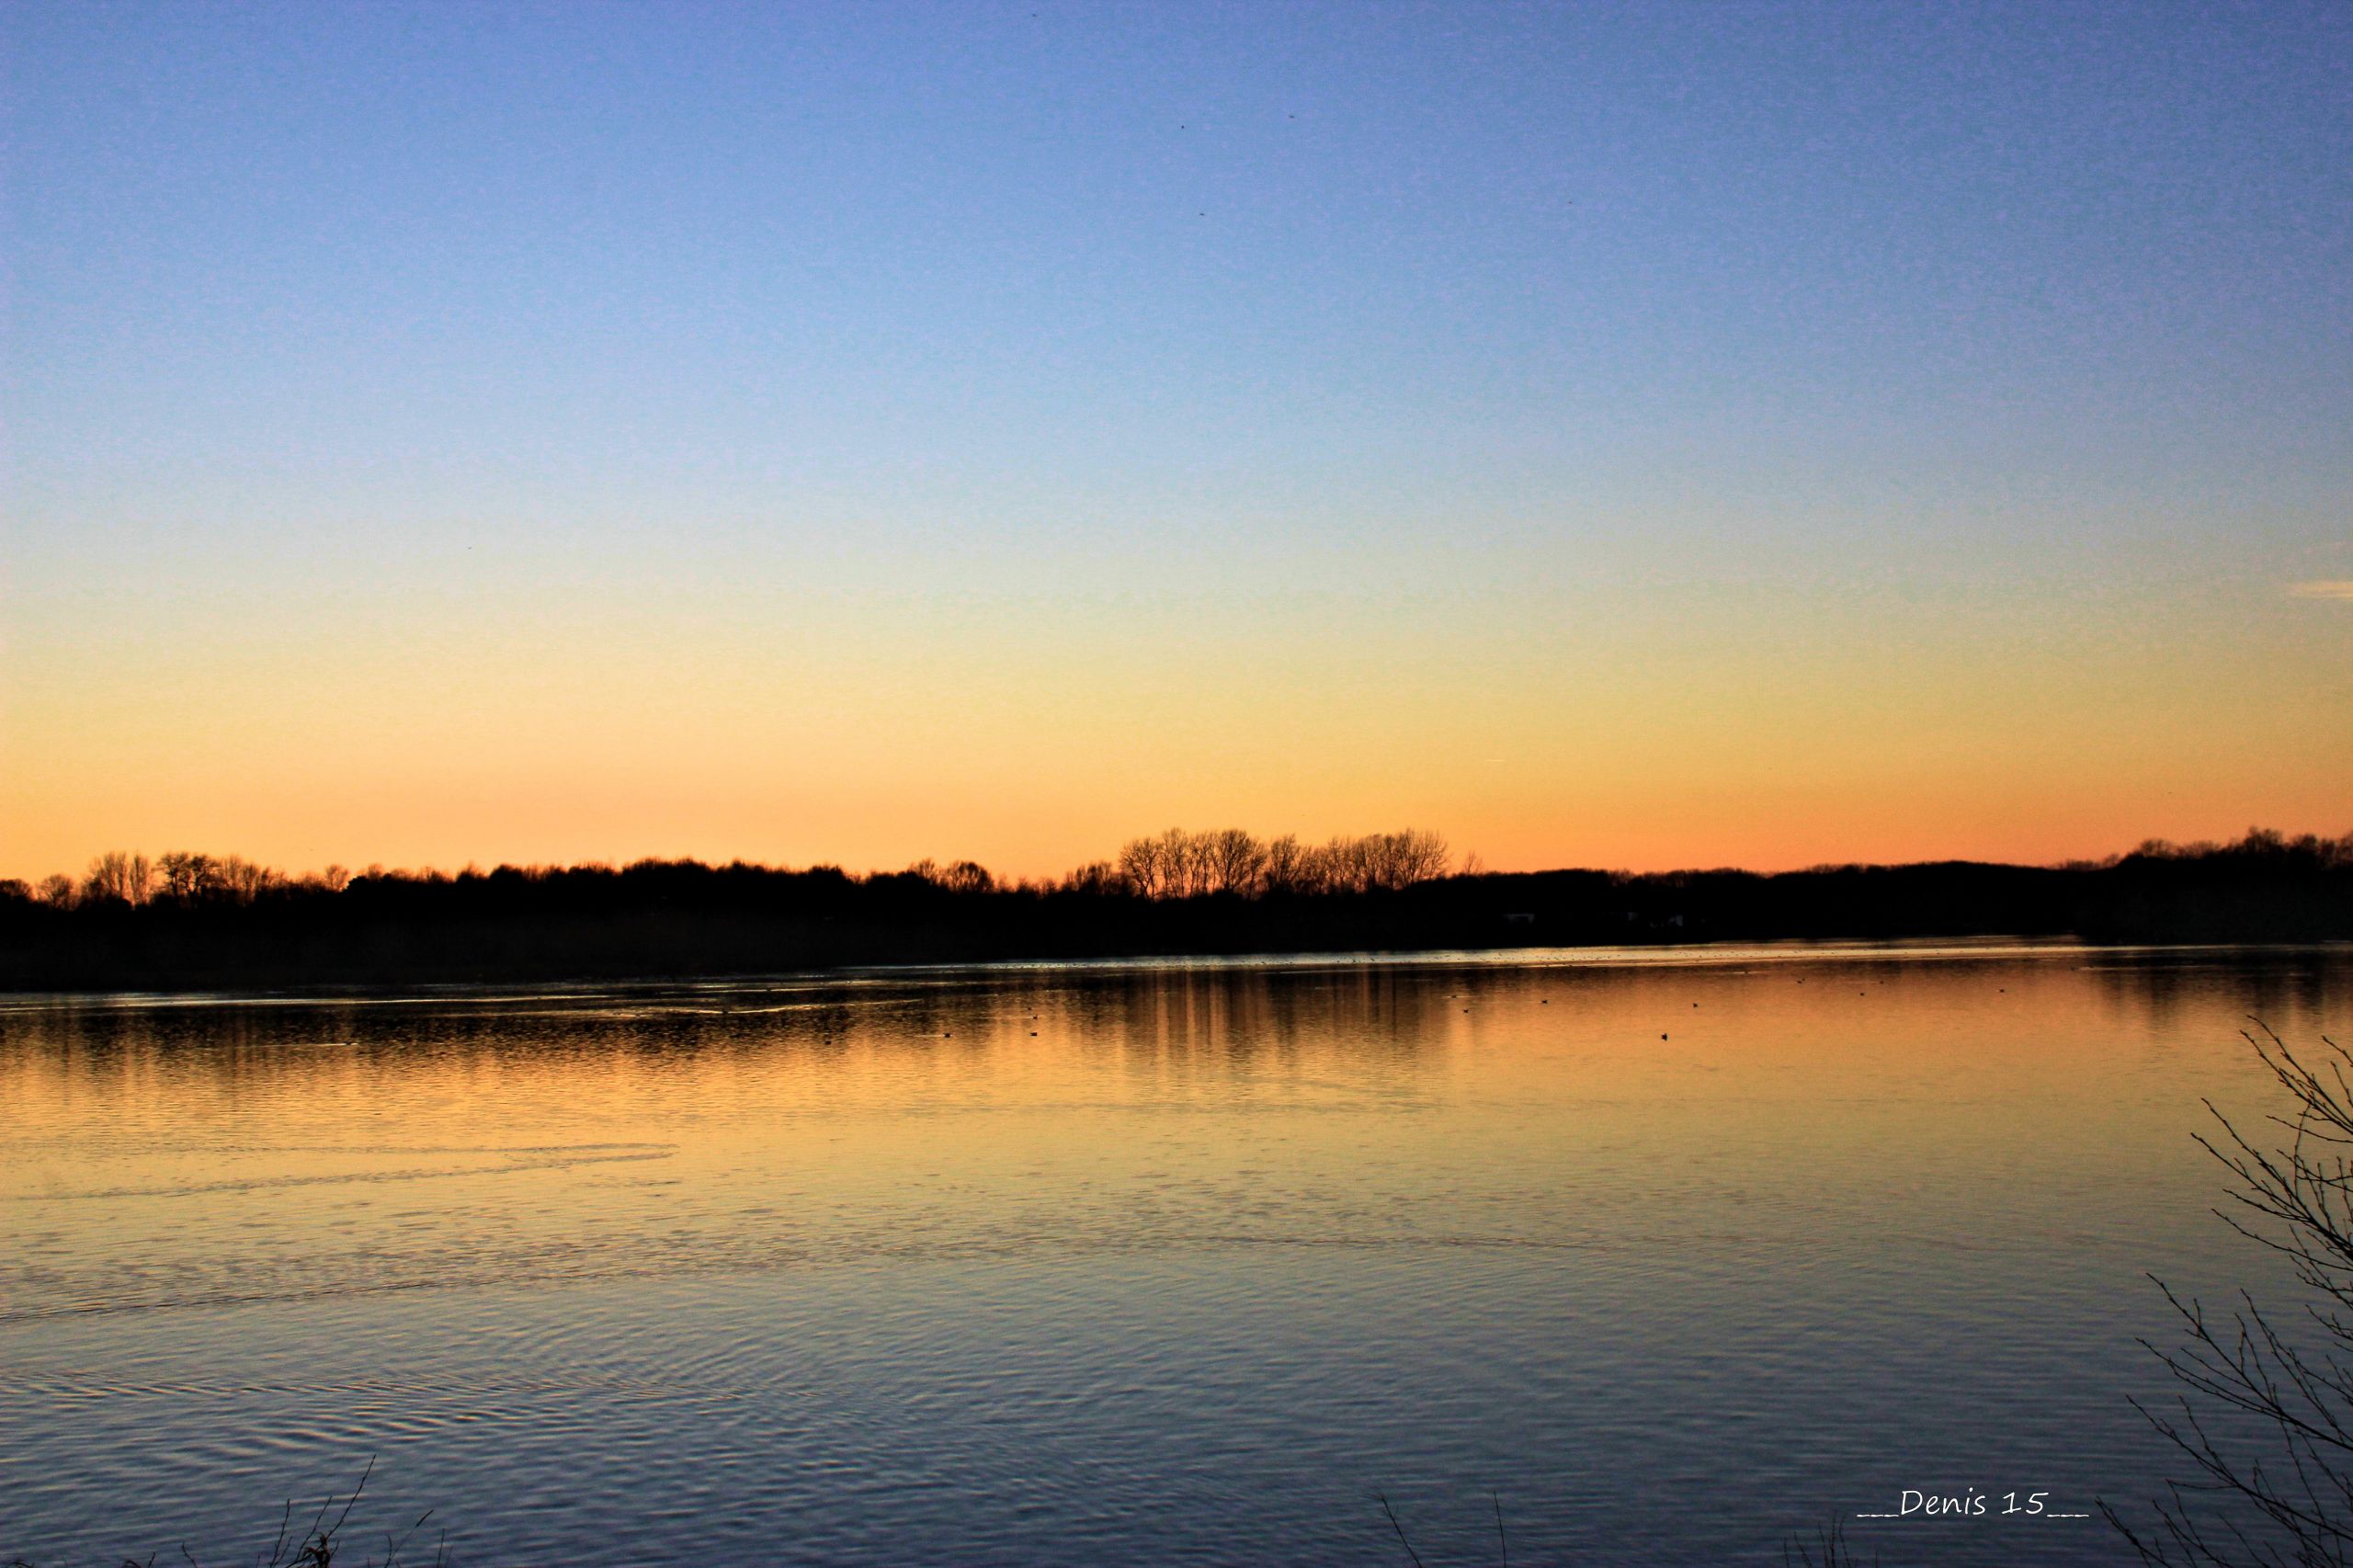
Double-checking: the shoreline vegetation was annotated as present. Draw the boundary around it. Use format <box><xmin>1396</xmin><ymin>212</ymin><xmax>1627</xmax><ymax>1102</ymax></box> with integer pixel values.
<box><xmin>3</xmin><ymin>826</ymin><xmax>2347</xmax><ymax>992</ymax></box>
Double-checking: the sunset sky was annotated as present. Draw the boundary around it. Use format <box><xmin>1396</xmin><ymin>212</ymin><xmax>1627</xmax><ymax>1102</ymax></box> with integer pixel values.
<box><xmin>6</xmin><ymin>2</ymin><xmax>2348</xmax><ymax>882</ymax></box>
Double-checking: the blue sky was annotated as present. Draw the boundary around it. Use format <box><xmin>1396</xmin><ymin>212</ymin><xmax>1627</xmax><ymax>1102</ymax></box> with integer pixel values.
<box><xmin>6</xmin><ymin>2</ymin><xmax>2348</xmax><ymax>876</ymax></box>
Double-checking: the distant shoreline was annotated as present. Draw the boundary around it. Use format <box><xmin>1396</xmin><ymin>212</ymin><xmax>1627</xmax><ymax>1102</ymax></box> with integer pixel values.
<box><xmin>5</xmin><ymin>831</ymin><xmax>2345</xmax><ymax>993</ymax></box>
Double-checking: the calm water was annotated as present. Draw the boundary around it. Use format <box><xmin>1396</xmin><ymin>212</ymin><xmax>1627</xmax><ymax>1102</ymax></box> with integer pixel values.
<box><xmin>3</xmin><ymin>942</ymin><xmax>2347</xmax><ymax>1566</ymax></box>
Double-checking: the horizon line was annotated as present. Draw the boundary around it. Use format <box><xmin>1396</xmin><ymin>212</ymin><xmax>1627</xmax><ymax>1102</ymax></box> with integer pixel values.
<box><xmin>19</xmin><ymin>823</ymin><xmax>2351</xmax><ymax>897</ymax></box>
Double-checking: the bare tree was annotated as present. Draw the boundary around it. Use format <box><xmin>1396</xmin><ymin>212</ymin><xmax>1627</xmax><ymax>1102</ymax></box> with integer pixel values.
<box><xmin>224</xmin><ymin>855</ymin><xmax>279</xmax><ymax>901</ymax></box>
<box><xmin>82</xmin><ymin>850</ymin><xmax>153</xmax><ymax>905</ymax></box>
<box><xmin>153</xmin><ymin>851</ymin><xmax>282</xmax><ymax>903</ymax></box>
<box><xmin>1108</xmin><ymin>827</ymin><xmax>1454</xmax><ymax>900</ymax></box>
<box><xmin>2104</xmin><ymin>1021</ymin><xmax>2353</xmax><ymax>1566</ymax></box>
<box><xmin>1361</xmin><ymin>829</ymin><xmax>1451</xmax><ymax>891</ymax></box>
<box><xmin>1117</xmin><ymin>832</ymin><xmax>1174</xmax><ymax>898</ymax></box>
<box><xmin>1165</xmin><ymin>828</ymin><xmax>1210</xmax><ymax>898</ymax></box>
<box><xmin>1115</xmin><ymin>827</ymin><xmax>1217</xmax><ymax>897</ymax></box>
<box><xmin>1201</xmin><ymin>828</ymin><xmax>1268</xmax><ymax>896</ymax></box>
<box><xmin>157</xmin><ymin>849</ymin><xmax>220</xmax><ymax>902</ymax></box>
<box><xmin>938</xmin><ymin>859</ymin><xmax>995</xmax><ymax>894</ymax></box>
<box><xmin>1316</xmin><ymin>833</ymin><xmax>1366</xmax><ymax>894</ymax></box>
<box><xmin>1261</xmin><ymin>834</ymin><xmax>1316</xmax><ymax>894</ymax></box>
<box><xmin>1311</xmin><ymin>830</ymin><xmax>1449</xmax><ymax>893</ymax></box>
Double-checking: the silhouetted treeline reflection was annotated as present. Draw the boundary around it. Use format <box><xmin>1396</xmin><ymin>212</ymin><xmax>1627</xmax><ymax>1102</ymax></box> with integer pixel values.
<box><xmin>2</xmin><ymin>827</ymin><xmax>2346</xmax><ymax>989</ymax></box>
<box><xmin>0</xmin><ymin>968</ymin><xmax>1468</xmax><ymax>1096</ymax></box>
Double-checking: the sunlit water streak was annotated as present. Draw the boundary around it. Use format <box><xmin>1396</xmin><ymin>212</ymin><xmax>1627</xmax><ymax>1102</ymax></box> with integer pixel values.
<box><xmin>2</xmin><ymin>941</ymin><xmax>2346</xmax><ymax>1565</ymax></box>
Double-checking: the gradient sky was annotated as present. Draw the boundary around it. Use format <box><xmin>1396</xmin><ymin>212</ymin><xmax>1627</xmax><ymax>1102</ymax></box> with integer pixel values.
<box><xmin>5</xmin><ymin>1</ymin><xmax>2348</xmax><ymax>881</ymax></box>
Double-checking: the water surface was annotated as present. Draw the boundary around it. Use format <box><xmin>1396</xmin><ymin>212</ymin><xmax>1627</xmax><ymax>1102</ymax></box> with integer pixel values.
<box><xmin>3</xmin><ymin>942</ymin><xmax>2346</xmax><ymax>1564</ymax></box>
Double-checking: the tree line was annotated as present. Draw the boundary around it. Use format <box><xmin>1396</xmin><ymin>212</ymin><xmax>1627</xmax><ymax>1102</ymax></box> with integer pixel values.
<box><xmin>1</xmin><ymin>826</ymin><xmax>2346</xmax><ymax>988</ymax></box>
<box><xmin>50</xmin><ymin>849</ymin><xmax>336</xmax><ymax>909</ymax></box>
<box><xmin>6</xmin><ymin>827</ymin><xmax>1460</xmax><ymax>912</ymax></box>
<box><xmin>1103</xmin><ymin>827</ymin><xmax>1454</xmax><ymax>899</ymax></box>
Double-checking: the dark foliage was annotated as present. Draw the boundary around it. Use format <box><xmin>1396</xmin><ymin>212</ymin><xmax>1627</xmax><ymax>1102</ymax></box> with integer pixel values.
<box><xmin>1</xmin><ymin>828</ymin><xmax>2344</xmax><ymax>991</ymax></box>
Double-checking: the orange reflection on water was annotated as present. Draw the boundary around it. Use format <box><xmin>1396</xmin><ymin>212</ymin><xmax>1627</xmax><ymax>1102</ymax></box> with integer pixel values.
<box><xmin>4</xmin><ymin>946</ymin><xmax>2340</xmax><ymax>1332</ymax></box>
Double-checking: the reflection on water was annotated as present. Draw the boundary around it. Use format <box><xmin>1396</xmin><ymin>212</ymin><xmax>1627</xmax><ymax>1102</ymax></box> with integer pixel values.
<box><xmin>2</xmin><ymin>942</ymin><xmax>2347</xmax><ymax>1565</ymax></box>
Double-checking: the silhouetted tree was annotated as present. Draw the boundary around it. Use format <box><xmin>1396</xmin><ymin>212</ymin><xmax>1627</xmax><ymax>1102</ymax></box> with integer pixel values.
<box><xmin>1117</xmin><ymin>829</ymin><xmax>1189</xmax><ymax>897</ymax></box>
<box><xmin>1261</xmin><ymin>833</ymin><xmax>1318</xmax><ymax>894</ymax></box>
<box><xmin>1366</xmin><ymin>828</ymin><xmax>1452</xmax><ymax>890</ymax></box>
<box><xmin>153</xmin><ymin>850</ymin><xmax>279</xmax><ymax>903</ymax></box>
<box><xmin>156</xmin><ymin>850</ymin><xmax>219</xmax><ymax>902</ymax></box>
<box><xmin>1111</xmin><ymin>827</ymin><xmax>1452</xmax><ymax>901</ymax></box>
<box><xmin>1202</xmin><ymin>827</ymin><xmax>1267</xmax><ymax>895</ymax></box>
<box><xmin>82</xmin><ymin>850</ymin><xmax>153</xmax><ymax>905</ymax></box>
<box><xmin>1059</xmin><ymin>858</ymin><xmax>1121</xmax><ymax>895</ymax></box>
<box><xmin>2105</xmin><ymin>1022</ymin><xmax>2353</xmax><ymax>1566</ymax></box>
<box><xmin>938</xmin><ymin>859</ymin><xmax>995</xmax><ymax>894</ymax></box>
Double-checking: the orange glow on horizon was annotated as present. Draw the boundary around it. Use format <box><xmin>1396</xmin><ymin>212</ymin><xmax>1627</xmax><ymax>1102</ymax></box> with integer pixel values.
<box><xmin>6</xmin><ymin>551</ymin><xmax>2347</xmax><ymax>884</ymax></box>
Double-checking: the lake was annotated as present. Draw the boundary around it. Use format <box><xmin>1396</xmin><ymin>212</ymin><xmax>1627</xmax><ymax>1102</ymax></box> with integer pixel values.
<box><xmin>4</xmin><ymin>941</ymin><xmax>2347</xmax><ymax>1565</ymax></box>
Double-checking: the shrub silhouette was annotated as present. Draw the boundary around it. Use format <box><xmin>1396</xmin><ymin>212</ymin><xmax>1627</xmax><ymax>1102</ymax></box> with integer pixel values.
<box><xmin>2107</xmin><ymin>1021</ymin><xmax>2353</xmax><ymax>1565</ymax></box>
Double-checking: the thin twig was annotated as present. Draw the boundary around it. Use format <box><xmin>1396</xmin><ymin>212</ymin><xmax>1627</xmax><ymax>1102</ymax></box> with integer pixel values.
<box><xmin>1377</xmin><ymin>1492</ymin><xmax>1427</xmax><ymax>1568</ymax></box>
